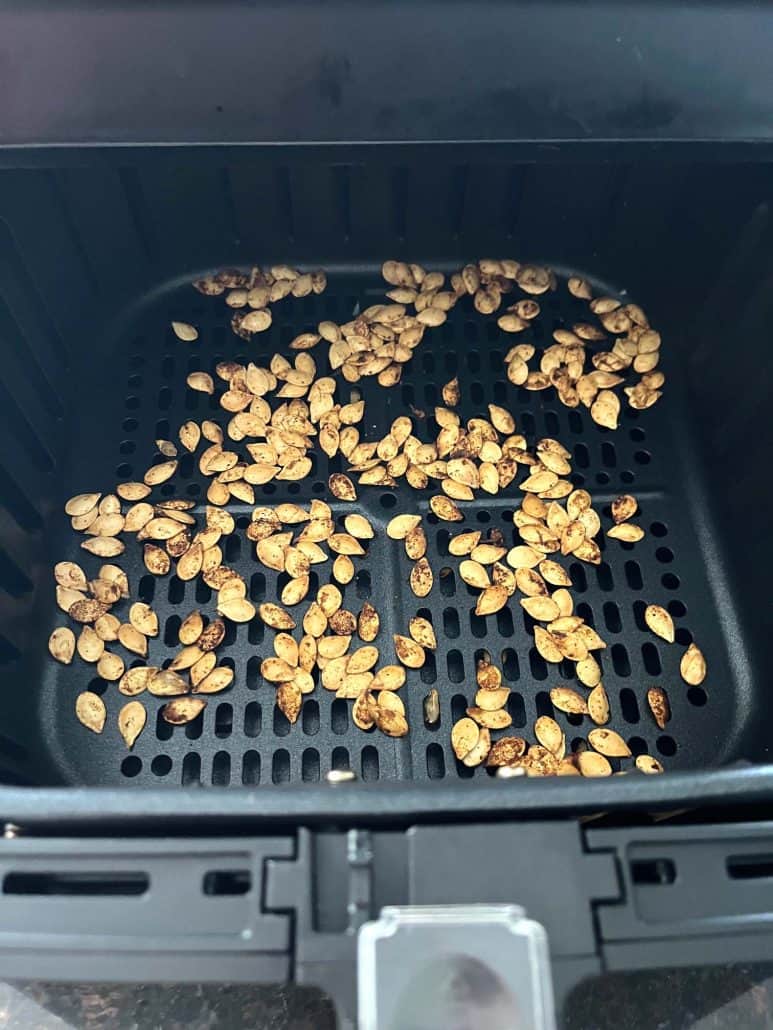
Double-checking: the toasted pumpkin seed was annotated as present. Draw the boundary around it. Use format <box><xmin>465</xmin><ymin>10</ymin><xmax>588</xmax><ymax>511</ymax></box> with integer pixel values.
<box><xmin>118</xmin><ymin>701</ymin><xmax>146</xmax><ymax>749</ymax></box>
<box><xmin>76</xmin><ymin>691</ymin><xmax>106</xmax><ymax>734</ymax></box>
<box><xmin>49</xmin><ymin>626</ymin><xmax>76</xmax><ymax>664</ymax></box>
<box><xmin>645</xmin><ymin>604</ymin><xmax>675</xmax><ymax>643</ymax></box>
<box><xmin>162</xmin><ymin>697</ymin><xmax>206</xmax><ymax>724</ymax></box>
<box><xmin>647</xmin><ymin>687</ymin><xmax>671</xmax><ymax>730</ymax></box>
<box><xmin>680</xmin><ymin>642</ymin><xmax>706</xmax><ymax>685</ymax></box>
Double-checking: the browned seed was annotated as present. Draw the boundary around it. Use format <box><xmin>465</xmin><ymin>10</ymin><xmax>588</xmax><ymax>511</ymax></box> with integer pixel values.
<box><xmin>329</xmin><ymin>609</ymin><xmax>357</xmax><ymax>635</ymax></box>
<box><xmin>404</xmin><ymin>525</ymin><xmax>428</xmax><ymax>560</ymax></box>
<box><xmin>162</xmin><ymin>697</ymin><xmax>207</xmax><ymax>724</ymax></box>
<box><xmin>409</xmin><ymin>616</ymin><xmax>437</xmax><ymax>650</ymax></box>
<box><xmin>611</xmin><ymin>494</ymin><xmax>638</xmax><ymax>524</ymax></box>
<box><xmin>144</xmin><ymin>544</ymin><xmax>171</xmax><ymax>576</ymax></box>
<box><xmin>357</xmin><ymin>602</ymin><xmax>380</xmax><ymax>642</ymax></box>
<box><xmin>328</xmin><ymin>473</ymin><xmax>357</xmax><ymax>501</ymax></box>
<box><xmin>393</xmin><ymin>634</ymin><xmax>425</xmax><ymax>668</ymax></box>
<box><xmin>410</xmin><ymin>557</ymin><xmax>433</xmax><ymax>598</ymax></box>
<box><xmin>647</xmin><ymin>687</ymin><xmax>671</xmax><ymax>730</ymax></box>
<box><xmin>487</xmin><ymin>737</ymin><xmax>527</xmax><ymax>767</ymax></box>
<box><xmin>429</xmin><ymin>495</ymin><xmax>463</xmax><ymax>521</ymax></box>
<box><xmin>68</xmin><ymin>598</ymin><xmax>108</xmax><ymax>624</ymax></box>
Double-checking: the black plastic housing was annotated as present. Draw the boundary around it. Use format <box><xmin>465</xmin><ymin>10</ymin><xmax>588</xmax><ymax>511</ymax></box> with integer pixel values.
<box><xmin>0</xmin><ymin>2</ymin><xmax>772</xmax><ymax>826</ymax></box>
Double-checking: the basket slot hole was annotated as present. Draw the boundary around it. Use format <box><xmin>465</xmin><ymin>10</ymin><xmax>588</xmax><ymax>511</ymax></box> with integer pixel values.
<box><xmin>426</xmin><ymin>743</ymin><xmax>445</xmax><ymax>780</ymax></box>
<box><xmin>447</xmin><ymin>650</ymin><xmax>465</xmax><ymax>683</ymax></box>
<box><xmin>301</xmin><ymin>748</ymin><xmax>320</xmax><ymax>782</ymax></box>
<box><xmin>420</xmin><ymin>651</ymin><xmax>437</xmax><ymax>684</ymax></box>
<box><xmin>331</xmin><ymin>699</ymin><xmax>349</xmax><ymax>734</ymax></box>
<box><xmin>242</xmin><ymin>750</ymin><xmax>261</xmax><ymax>785</ymax></box>
<box><xmin>361</xmin><ymin>745</ymin><xmax>379</xmax><ymax>782</ymax></box>
<box><xmin>642</xmin><ymin>642</ymin><xmax>662</xmax><ymax>675</ymax></box>
<box><xmin>181</xmin><ymin>752</ymin><xmax>201</xmax><ymax>785</ymax></box>
<box><xmin>272</xmin><ymin>749</ymin><xmax>291</xmax><ymax>783</ymax></box>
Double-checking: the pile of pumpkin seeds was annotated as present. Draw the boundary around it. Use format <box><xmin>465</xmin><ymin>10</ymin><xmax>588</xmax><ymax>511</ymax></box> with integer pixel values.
<box><xmin>48</xmin><ymin>260</ymin><xmax>702</xmax><ymax>777</ymax></box>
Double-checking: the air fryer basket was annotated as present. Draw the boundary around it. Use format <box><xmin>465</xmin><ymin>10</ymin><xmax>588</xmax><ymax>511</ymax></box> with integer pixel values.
<box><xmin>0</xmin><ymin>153</ymin><xmax>770</xmax><ymax>806</ymax></box>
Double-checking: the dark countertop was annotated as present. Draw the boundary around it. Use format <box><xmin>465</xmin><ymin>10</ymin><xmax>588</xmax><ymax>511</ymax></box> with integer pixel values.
<box><xmin>2</xmin><ymin>967</ymin><xmax>773</xmax><ymax>1030</ymax></box>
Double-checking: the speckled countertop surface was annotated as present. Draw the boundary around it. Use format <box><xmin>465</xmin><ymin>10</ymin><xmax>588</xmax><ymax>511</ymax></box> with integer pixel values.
<box><xmin>1</xmin><ymin>968</ymin><xmax>772</xmax><ymax>1030</ymax></box>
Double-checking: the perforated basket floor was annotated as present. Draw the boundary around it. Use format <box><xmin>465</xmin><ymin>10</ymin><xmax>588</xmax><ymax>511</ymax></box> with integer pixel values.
<box><xmin>39</xmin><ymin>271</ymin><xmax>742</xmax><ymax>787</ymax></box>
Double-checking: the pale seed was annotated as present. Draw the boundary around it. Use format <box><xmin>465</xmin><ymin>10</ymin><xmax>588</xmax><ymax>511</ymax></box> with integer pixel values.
<box><xmin>65</xmin><ymin>492</ymin><xmax>101</xmax><ymax>517</ymax></box>
<box><xmin>589</xmin><ymin>728</ymin><xmax>631</xmax><ymax>757</ymax></box>
<box><xmin>474</xmin><ymin>687</ymin><xmax>510</xmax><ymax>711</ymax></box>
<box><xmin>588</xmin><ymin>684</ymin><xmax>610</xmax><ymax>725</ymax></box>
<box><xmin>636</xmin><ymin>755</ymin><xmax>664</xmax><ymax>774</ymax></box>
<box><xmin>97</xmin><ymin>651</ymin><xmax>125</xmax><ymax>681</ymax></box>
<box><xmin>54</xmin><ymin>561</ymin><xmax>87</xmax><ymax>591</ymax></box>
<box><xmin>576</xmin><ymin>655</ymin><xmax>602</xmax><ymax>687</ymax></box>
<box><xmin>347</xmin><ymin>645</ymin><xmax>379</xmax><ymax>674</ymax></box>
<box><xmin>118</xmin><ymin>701</ymin><xmax>146</xmax><ymax>749</ymax></box>
<box><xmin>172</xmin><ymin>321</ymin><xmax>198</xmax><ymax>342</ymax></box>
<box><xmin>118</xmin><ymin>623</ymin><xmax>148</xmax><ymax>658</ymax></box>
<box><xmin>372</xmin><ymin>665</ymin><xmax>406</xmax><ymax>691</ymax></box>
<box><xmin>577</xmin><ymin>751</ymin><xmax>612</xmax><ymax>777</ymax></box>
<box><xmin>423</xmin><ymin>689</ymin><xmax>440</xmax><ymax>726</ymax></box>
<box><xmin>449</xmin><ymin>531</ymin><xmax>482</xmax><ymax>556</ymax></box>
<box><xmin>534</xmin><ymin>715</ymin><xmax>565</xmax><ymax>756</ymax></box>
<box><xmin>81</xmin><ymin>537</ymin><xmax>125</xmax><ymax>557</ymax></box>
<box><xmin>344</xmin><ymin>513</ymin><xmax>374</xmax><ymax>539</ymax></box>
<box><xmin>77</xmin><ymin>626</ymin><xmax>105</xmax><ymax>663</ymax></box>
<box><xmin>194</xmin><ymin>667</ymin><xmax>234</xmax><ymax>695</ymax></box>
<box><xmin>451</xmin><ymin>717</ymin><xmax>480</xmax><ymax>760</ymax></box>
<box><xmin>475</xmin><ymin>585</ymin><xmax>509</xmax><ymax>616</ymax></box>
<box><xmin>76</xmin><ymin>691</ymin><xmax>106</xmax><ymax>734</ymax></box>
<box><xmin>332</xmin><ymin>554</ymin><xmax>355</xmax><ymax>584</ymax></box>
<box><xmin>218</xmin><ymin>597</ymin><xmax>256</xmax><ymax>623</ymax></box>
<box><xmin>459</xmin><ymin>560</ymin><xmax>490</xmax><ymax>589</ymax></box>
<box><xmin>520</xmin><ymin>596</ymin><xmax>560</xmax><ymax>621</ymax></box>
<box><xmin>48</xmin><ymin>627</ymin><xmax>75</xmax><ymax>664</ymax></box>
<box><xmin>607</xmin><ymin>523</ymin><xmax>645</xmax><ymax>544</ymax></box>
<box><xmin>190</xmin><ymin>652</ymin><xmax>217</xmax><ymax>687</ymax></box>
<box><xmin>680</xmin><ymin>642</ymin><xmax>707</xmax><ymax>685</ymax></box>
<box><xmin>467</xmin><ymin>707</ymin><xmax>512</xmax><ymax>730</ymax></box>
<box><xmin>645</xmin><ymin>604</ymin><xmax>675</xmax><ymax>643</ymax></box>
<box><xmin>129</xmin><ymin>602</ymin><xmax>158</xmax><ymax>637</ymax></box>
<box><xmin>117</xmin><ymin>482</ymin><xmax>152</xmax><ymax>501</ymax></box>
<box><xmin>462</xmin><ymin>726</ymin><xmax>491</xmax><ymax>767</ymax></box>
<box><xmin>550</xmin><ymin>686</ymin><xmax>589</xmax><ymax>715</ymax></box>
